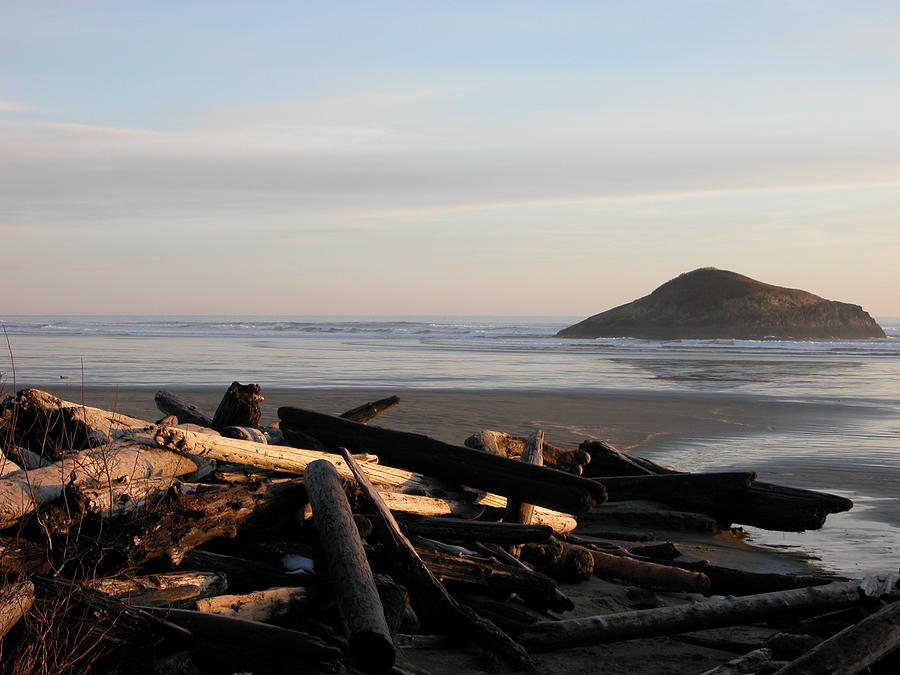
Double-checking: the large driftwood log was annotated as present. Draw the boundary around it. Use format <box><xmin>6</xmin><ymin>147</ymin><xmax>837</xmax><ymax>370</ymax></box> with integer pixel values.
<box><xmin>380</xmin><ymin>492</ymin><xmax>484</xmax><ymax>519</ymax></box>
<box><xmin>596</xmin><ymin>472</ymin><xmax>757</xmax><ymax>501</ymax></box>
<box><xmin>773</xmin><ymin>598</ymin><xmax>900</xmax><ymax>675</ymax></box>
<box><xmin>305</xmin><ymin>459</ymin><xmax>395</xmax><ymax>675</ymax></box>
<box><xmin>139</xmin><ymin>606</ymin><xmax>343</xmax><ymax>673</ymax></box>
<box><xmin>401</xmin><ymin>517</ymin><xmax>553</xmax><ymax>545</ymax></box>
<box><xmin>195</xmin><ymin>586</ymin><xmax>318</xmax><ymax>622</ymax></box>
<box><xmin>85</xmin><ymin>571</ymin><xmax>227</xmax><ymax>601</ymax></box>
<box><xmin>587</xmin><ymin>549</ymin><xmax>711</xmax><ymax>593</ymax></box>
<box><xmin>154</xmin><ymin>390</ymin><xmax>214</xmax><ymax>427</ymax></box>
<box><xmin>0</xmin><ymin>435</ymin><xmax>204</xmax><ymax>529</ymax></box>
<box><xmin>580</xmin><ymin>439</ymin><xmax>852</xmax><ymax>532</ymax></box>
<box><xmin>212</xmin><ymin>382</ymin><xmax>263</xmax><ymax>431</ymax></box>
<box><xmin>520</xmin><ymin>539</ymin><xmax>595</xmax><ymax>583</ymax></box>
<box><xmin>0</xmin><ymin>580</ymin><xmax>34</xmax><ymax>639</ymax></box>
<box><xmin>504</xmin><ymin>430</ymin><xmax>543</xmax><ymax>558</ymax></box>
<box><xmin>340</xmin><ymin>395</ymin><xmax>400</xmax><ymax>424</ymax></box>
<box><xmin>464</xmin><ymin>429</ymin><xmax>591</xmax><ymax>475</ymax></box>
<box><xmin>279</xmin><ymin>407</ymin><xmax>606</xmax><ymax>515</ymax></box>
<box><xmin>11</xmin><ymin>389</ymin><xmax>151</xmax><ymax>457</ymax></box>
<box><xmin>518</xmin><ymin>580</ymin><xmax>866</xmax><ymax>651</ymax></box>
<box><xmin>154</xmin><ymin>425</ymin><xmax>577</xmax><ymax>533</ymax></box>
<box><xmin>0</xmin><ymin>451</ymin><xmax>22</xmax><ymax>477</ymax></box>
<box><xmin>341</xmin><ymin>448</ymin><xmax>535</xmax><ymax>673</ymax></box>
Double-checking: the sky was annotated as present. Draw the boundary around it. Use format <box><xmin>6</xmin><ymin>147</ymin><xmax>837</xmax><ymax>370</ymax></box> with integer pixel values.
<box><xmin>2</xmin><ymin>1</ymin><xmax>899</xmax><ymax>316</ymax></box>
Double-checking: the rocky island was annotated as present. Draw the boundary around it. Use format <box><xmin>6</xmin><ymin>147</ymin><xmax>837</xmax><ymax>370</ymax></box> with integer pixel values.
<box><xmin>558</xmin><ymin>268</ymin><xmax>886</xmax><ymax>340</ymax></box>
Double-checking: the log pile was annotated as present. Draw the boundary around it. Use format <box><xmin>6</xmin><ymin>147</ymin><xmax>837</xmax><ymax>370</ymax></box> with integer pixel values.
<box><xmin>0</xmin><ymin>384</ymin><xmax>894</xmax><ymax>675</ymax></box>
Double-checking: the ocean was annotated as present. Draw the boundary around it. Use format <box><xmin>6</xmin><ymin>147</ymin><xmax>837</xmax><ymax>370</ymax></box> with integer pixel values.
<box><xmin>2</xmin><ymin>315</ymin><xmax>899</xmax><ymax>576</ymax></box>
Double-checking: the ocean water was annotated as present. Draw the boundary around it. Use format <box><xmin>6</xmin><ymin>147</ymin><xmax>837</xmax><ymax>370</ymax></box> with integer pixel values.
<box><xmin>2</xmin><ymin>315</ymin><xmax>899</xmax><ymax>576</ymax></box>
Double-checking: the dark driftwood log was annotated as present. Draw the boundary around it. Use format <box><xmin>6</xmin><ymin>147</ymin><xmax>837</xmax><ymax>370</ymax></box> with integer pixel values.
<box><xmin>0</xmin><ymin>580</ymin><xmax>34</xmax><ymax>639</ymax></box>
<box><xmin>179</xmin><ymin>550</ymin><xmax>302</xmax><ymax>591</ymax></box>
<box><xmin>504</xmin><ymin>430</ymin><xmax>543</xmax><ymax>558</ymax></box>
<box><xmin>588</xmin><ymin>549</ymin><xmax>710</xmax><ymax>593</ymax></box>
<box><xmin>212</xmin><ymin>382</ymin><xmax>263</xmax><ymax>431</ymax></box>
<box><xmin>518</xmin><ymin>580</ymin><xmax>863</xmax><ymax>651</ymax></box>
<box><xmin>278</xmin><ymin>406</ymin><xmax>606</xmax><ymax>515</ymax></box>
<box><xmin>305</xmin><ymin>459</ymin><xmax>395</xmax><ymax>675</ymax></box>
<box><xmin>400</xmin><ymin>517</ymin><xmax>553</xmax><ymax>545</ymax></box>
<box><xmin>464</xmin><ymin>429</ymin><xmax>591</xmax><ymax>475</ymax></box>
<box><xmin>580</xmin><ymin>439</ymin><xmax>852</xmax><ymax>532</ymax></box>
<box><xmin>596</xmin><ymin>472</ymin><xmax>757</xmax><ymax>501</ymax></box>
<box><xmin>475</xmin><ymin>543</ymin><xmax>575</xmax><ymax>614</ymax></box>
<box><xmin>519</xmin><ymin>539</ymin><xmax>595</xmax><ymax>583</ymax></box>
<box><xmin>340</xmin><ymin>396</ymin><xmax>400</xmax><ymax>424</ymax></box>
<box><xmin>154</xmin><ymin>390</ymin><xmax>214</xmax><ymax>427</ymax></box>
<box><xmin>340</xmin><ymin>448</ymin><xmax>535</xmax><ymax>673</ymax></box>
<box><xmin>140</xmin><ymin>606</ymin><xmax>342</xmax><ymax>673</ymax></box>
<box><xmin>773</xmin><ymin>598</ymin><xmax>900</xmax><ymax>675</ymax></box>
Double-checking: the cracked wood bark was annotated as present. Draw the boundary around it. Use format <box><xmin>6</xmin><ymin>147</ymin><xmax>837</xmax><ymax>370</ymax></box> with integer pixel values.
<box><xmin>154</xmin><ymin>389</ymin><xmax>214</xmax><ymax>427</ymax></box>
<box><xmin>212</xmin><ymin>382</ymin><xmax>263</xmax><ymax>431</ymax></box>
<box><xmin>279</xmin><ymin>406</ymin><xmax>606</xmax><ymax>515</ymax></box>
<box><xmin>504</xmin><ymin>430</ymin><xmax>543</xmax><ymax>558</ymax></box>
<box><xmin>0</xmin><ymin>580</ymin><xmax>34</xmax><ymax>639</ymax></box>
<box><xmin>519</xmin><ymin>538</ymin><xmax>595</xmax><ymax>583</ymax></box>
<box><xmin>0</xmin><ymin>434</ymin><xmax>204</xmax><ymax>530</ymax></box>
<box><xmin>341</xmin><ymin>448</ymin><xmax>535</xmax><ymax>673</ymax></box>
<box><xmin>518</xmin><ymin>580</ymin><xmax>864</xmax><ymax>651</ymax></box>
<box><xmin>773</xmin><ymin>598</ymin><xmax>900</xmax><ymax>675</ymax></box>
<box><xmin>86</xmin><ymin>571</ymin><xmax>227</xmax><ymax>602</ymax></box>
<box><xmin>465</xmin><ymin>429</ymin><xmax>590</xmax><ymax>474</ymax></box>
<box><xmin>340</xmin><ymin>395</ymin><xmax>400</xmax><ymax>424</ymax></box>
<box><xmin>305</xmin><ymin>459</ymin><xmax>395</xmax><ymax>675</ymax></box>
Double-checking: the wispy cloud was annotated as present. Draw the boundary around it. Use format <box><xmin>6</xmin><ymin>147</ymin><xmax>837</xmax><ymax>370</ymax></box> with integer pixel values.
<box><xmin>0</xmin><ymin>98</ymin><xmax>36</xmax><ymax>113</ymax></box>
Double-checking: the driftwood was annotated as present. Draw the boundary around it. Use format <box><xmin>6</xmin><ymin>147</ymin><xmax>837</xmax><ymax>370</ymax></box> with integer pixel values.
<box><xmin>587</xmin><ymin>549</ymin><xmax>710</xmax><ymax>593</ymax></box>
<box><xmin>464</xmin><ymin>429</ymin><xmax>590</xmax><ymax>474</ymax></box>
<box><xmin>140</xmin><ymin>606</ymin><xmax>343</xmax><ymax>673</ymax></box>
<box><xmin>401</xmin><ymin>517</ymin><xmax>553</xmax><ymax>545</ymax></box>
<box><xmin>11</xmin><ymin>389</ymin><xmax>151</xmax><ymax>457</ymax></box>
<box><xmin>518</xmin><ymin>580</ymin><xmax>865</xmax><ymax>651</ymax></box>
<box><xmin>305</xmin><ymin>459</ymin><xmax>395</xmax><ymax>674</ymax></box>
<box><xmin>179</xmin><ymin>549</ymin><xmax>302</xmax><ymax>591</ymax></box>
<box><xmin>211</xmin><ymin>382</ymin><xmax>263</xmax><ymax>431</ymax></box>
<box><xmin>773</xmin><ymin>598</ymin><xmax>900</xmax><ymax>675</ymax></box>
<box><xmin>379</xmin><ymin>492</ymin><xmax>484</xmax><ymax>520</ymax></box>
<box><xmin>597</xmin><ymin>472</ymin><xmax>757</xmax><ymax>501</ymax></box>
<box><xmin>4</xmin><ymin>446</ymin><xmax>52</xmax><ymax>470</ymax></box>
<box><xmin>155</xmin><ymin>425</ymin><xmax>577</xmax><ymax>533</ymax></box>
<box><xmin>578</xmin><ymin>500</ymin><xmax>722</xmax><ymax>533</ymax></box>
<box><xmin>580</xmin><ymin>439</ymin><xmax>852</xmax><ymax>532</ymax></box>
<box><xmin>701</xmin><ymin>648</ymin><xmax>783</xmax><ymax>675</ymax></box>
<box><xmin>154</xmin><ymin>389</ymin><xmax>214</xmax><ymax>427</ymax></box>
<box><xmin>503</xmin><ymin>430</ymin><xmax>543</xmax><ymax>558</ymax></box>
<box><xmin>279</xmin><ymin>406</ymin><xmax>606</xmax><ymax>515</ymax></box>
<box><xmin>0</xmin><ymin>536</ymin><xmax>50</xmax><ymax>574</ymax></box>
<box><xmin>0</xmin><ymin>435</ymin><xmax>204</xmax><ymax>529</ymax></box>
<box><xmin>0</xmin><ymin>580</ymin><xmax>34</xmax><ymax>639</ymax></box>
<box><xmin>519</xmin><ymin>539</ymin><xmax>595</xmax><ymax>583</ymax></box>
<box><xmin>341</xmin><ymin>448</ymin><xmax>536</xmax><ymax>673</ymax></box>
<box><xmin>85</xmin><ymin>571</ymin><xmax>227</xmax><ymax>602</ymax></box>
<box><xmin>0</xmin><ymin>450</ymin><xmax>22</xmax><ymax>477</ymax></box>
<box><xmin>195</xmin><ymin>585</ymin><xmax>318</xmax><ymax>622</ymax></box>
<box><xmin>340</xmin><ymin>395</ymin><xmax>400</xmax><ymax>424</ymax></box>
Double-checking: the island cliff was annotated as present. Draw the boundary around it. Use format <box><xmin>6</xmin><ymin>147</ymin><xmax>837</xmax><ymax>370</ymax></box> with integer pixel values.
<box><xmin>557</xmin><ymin>268</ymin><xmax>886</xmax><ymax>340</ymax></box>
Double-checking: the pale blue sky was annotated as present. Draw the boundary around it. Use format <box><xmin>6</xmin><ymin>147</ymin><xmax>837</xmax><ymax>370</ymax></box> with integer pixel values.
<box><xmin>2</xmin><ymin>1</ymin><xmax>898</xmax><ymax>315</ymax></box>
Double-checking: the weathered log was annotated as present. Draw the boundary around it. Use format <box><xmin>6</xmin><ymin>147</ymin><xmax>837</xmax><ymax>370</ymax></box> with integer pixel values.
<box><xmin>401</xmin><ymin>516</ymin><xmax>553</xmax><ymax>545</ymax></box>
<box><xmin>773</xmin><ymin>598</ymin><xmax>900</xmax><ymax>675</ymax></box>
<box><xmin>154</xmin><ymin>390</ymin><xmax>214</xmax><ymax>427</ymax></box>
<box><xmin>220</xmin><ymin>426</ymin><xmax>272</xmax><ymax>444</ymax></box>
<box><xmin>340</xmin><ymin>395</ymin><xmax>400</xmax><ymax>424</ymax></box>
<box><xmin>279</xmin><ymin>407</ymin><xmax>606</xmax><ymax>515</ymax></box>
<box><xmin>518</xmin><ymin>580</ymin><xmax>866</xmax><ymax>651</ymax></box>
<box><xmin>578</xmin><ymin>500</ymin><xmax>722</xmax><ymax>533</ymax></box>
<box><xmin>464</xmin><ymin>429</ymin><xmax>591</xmax><ymax>474</ymax></box>
<box><xmin>504</xmin><ymin>430</ymin><xmax>543</xmax><ymax>559</ymax></box>
<box><xmin>0</xmin><ymin>450</ymin><xmax>22</xmax><ymax>477</ymax></box>
<box><xmin>0</xmin><ymin>435</ymin><xmax>204</xmax><ymax>529</ymax></box>
<box><xmin>59</xmin><ymin>476</ymin><xmax>207</xmax><ymax>519</ymax></box>
<box><xmin>700</xmin><ymin>648</ymin><xmax>781</xmax><ymax>675</ymax></box>
<box><xmin>211</xmin><ymin>382</ymin><xmax>262</xmax><ymax>431</ymax></box>
<box><xmin>85</xmin><ymin>571</ymin><xmax>227</xmax><ymax>601</ymax></box>
<box><xmin>11</xmin><ymin>388</ymin><xmax>151</xmax><ymax>457</ymax></box>
<box><xmin>0</xmin><ymin>535</ymin><xmax>50</xmax><ymax>574</ymax></box>
<box><xmin>195</xmin><ymin>586</ymin><xmax>318</xmax><ymax>622</ymax></box>
<box><xmin>580</xmin><ymin>439</ymin><xmax>852</xmax><ymax>531</ymax></box>
<box><xmin>596</xmin><ymin>472</ymin><xmax>757</xmax><ymax>501</ymax></box>
<box><xmin>179</xmin><ymin>549</ymin><xmax>302</xmax><ymax>591</ymax></box>
<box><xmin>519</xmin><ymin>539</ymin><xmax>595</xmax><ymax>583</ymax></box>
<box><xmin>4</xmin><ymin>445</ymin><xmax>51</xmax><ymax>470</ymax></box>
<box><xmin>305</xmin><ymin>459</ymin><xmax>395</xmax><ymax>674</ymax></box>
<box><xmin>0</xmin><ymin>580</ymin><xmax>34</xmax><ymax>639</ymax></box>
<box><xmin>379</xmin><ymin>492</ymin><xmax>484</xmax><ymax>520</ymax></box>
<box><xmin>139</xmin><ymin>606</ymin><xmax>343</xmax><ymax>672</ymax></box>
<box><xmin>341</xmin><ymin>448</ymin><xmax>536</xmax><ymax>673</ymax></box>
<box><xmin>588</xmin><ymin>549</ymin><xmax>710</xmax><ymax>593</ymax></box>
